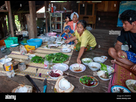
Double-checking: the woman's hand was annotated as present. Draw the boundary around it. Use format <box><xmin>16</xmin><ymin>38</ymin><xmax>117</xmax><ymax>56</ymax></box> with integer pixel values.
<box><xmin>77</xmin><ymin>58</ymin><xmax>81</xmax><ymax>64</ymax></box>
<box><xmin>65</xmin><ymin>39</ymin><xmax>70</xmax><ymax>44</ymax></box>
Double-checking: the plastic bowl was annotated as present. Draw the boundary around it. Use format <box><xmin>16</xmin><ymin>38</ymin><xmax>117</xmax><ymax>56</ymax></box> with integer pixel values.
<box><xmin>27</xmin><ymin>38</ymin><xmax>42</xmax><ymax>48</ymax></box>
<box><xmin>88</xmin><ymin>62</ymin><xmax>101</xmax><ymax>71</ymax></box>
<box><xmin>48</xmin><ymin>69</ymin><xmax>63</xmax><ymax>80</ymax></box>
<box><xmin>47</xmin><ymin>32</ymin><xmax>57</xmax><ymax>36</ymax></box>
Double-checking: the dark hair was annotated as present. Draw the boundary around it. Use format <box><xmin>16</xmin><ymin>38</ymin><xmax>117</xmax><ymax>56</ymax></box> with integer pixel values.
<box><xmin>119</xmin><ymin>10</ymin><xmax>136</xmax><ymax>24</ymax></box>
<box><xmin>77</xmin><ymin>20</ymin><xmax>87</xmax><ymax>28</ymax></box>
<box><xmin>65</xmin><ymin>14</ymin><xmax>70</xmax><ymax>19</ymax></box>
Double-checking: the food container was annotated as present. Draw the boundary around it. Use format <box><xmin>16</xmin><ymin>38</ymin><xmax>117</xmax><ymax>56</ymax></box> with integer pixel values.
<box><xmin>48</xmin><ymin>69</ymin><xmax>63</xmax><ymax>80</ymax></box>
<box><xmin>88</xmin><ymin>62</ymin><xmax>101</xmax><ymax>71</ymax></box>
<box><xmin>25</xmin><ymin>45</ymin><xmax>35</xmax><ymax>52</ymax></box>
<box><xmin>93</xmin><ymin>57</ymin><xmax>105</xmax><ymax>63</ymax></box>
<box><xmin>12</xmin><ymin>61</ymin><xmax>19</xmax><ymax>70</ymax></box>
<box><xmin>18</xmin><ymin>62</ymin><xmax>26</xmax><ymax>71</ymax></box>
<box><xmin>27</xmin><ymin>38</ymin><xmax>42</xmax><ymax>48</ymax></box>
<box><xmin>82</xmin><ymin>58</ymin><xmax>93</xmax><ymax>65</ymax></box>
<box><xmin>3</xmin><ymin>62</ymin><xmax>13</xmax><ymax>71</ymax></box>
<box><xmin>47</xmin><ymin>32</ymin><xmax>57</xmax><ymax>36</ymax></box>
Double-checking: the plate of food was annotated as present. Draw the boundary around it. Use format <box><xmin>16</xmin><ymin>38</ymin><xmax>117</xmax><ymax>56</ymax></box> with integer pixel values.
<box><xmin>79</xmin><ymin>75</ymin><xmax>99</xmax><ymax>88</ymax></box>
<box><xmin>97</xmin><ymin>70</ymin><xmax>112</xmax><ymax>81</ymax></box>
<box><xmin>52</xmin><ymin>63</ymin><xmax>69</xmax><ymax>72</ymax></box>
<box><xmin>48</xmin><ymin>44</ymin><xmax>59</xmax><ymax>47</ymax></box>
<box><xmin>111</xmin><ymin>85</ymin><xmax>131</xmax><ymax>93</ymax></box>
<box><xmin>69</xmin><ymin>63</ymin><xmax>86</xmax><ymax>73</ymax></box>
<box><xmin>126</xmin><ymin>79</ymin><xmax>136</xmax><ymax>93</ymax></box>
<box><xmin>61</xmin><ymin>48</ymin><xmax>71</xmax><ymax>53</ymax></box>
<box><xmin>82</xmin><ymin>58</ymin><xmax>93</xmax><ymax>65</ymax></box>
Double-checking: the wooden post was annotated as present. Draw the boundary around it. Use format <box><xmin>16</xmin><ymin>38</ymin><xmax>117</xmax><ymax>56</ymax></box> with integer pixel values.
<box><xmin>6</xmin><ymin>1</ymin><xmax>14</xmax><ymax>37</ymax></box>
<box><xmin>44</xmin><ymin>1</ymin><xmax>48</xmax><ymax>33</ymax></box>
<box><xmin>28</xmin><ymin>1</ymin><xmax>37</xmax><ymax>38</ymax></box>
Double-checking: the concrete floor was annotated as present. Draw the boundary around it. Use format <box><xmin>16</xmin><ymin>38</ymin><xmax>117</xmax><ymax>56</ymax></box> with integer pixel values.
<box><xmin>0</xmin><ymin>29</ymin><xmax>119</xmax><ymax>93</ymax></box>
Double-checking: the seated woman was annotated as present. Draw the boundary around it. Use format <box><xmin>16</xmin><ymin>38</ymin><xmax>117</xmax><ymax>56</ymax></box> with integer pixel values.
<box><xmin>65</xmin><ymin>20</ymin><xmax>97</xmax><ymax>63</ymax></box>
<box><xmin>68</xmin><ymin>12</ymin><xmax>79</xmax><ymax>32</ymax></box>
<box><xmin>60</xmin><ymin>25</ymin><xmax>74</xmax><ymax>45</ymax></box>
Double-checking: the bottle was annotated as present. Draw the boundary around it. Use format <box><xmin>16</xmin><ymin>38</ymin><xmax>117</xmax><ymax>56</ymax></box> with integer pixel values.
<box><xmin>3</xmin><ymin>56</ymin><xmax>15</xmax><ymax>78</ymax></box>
<box><xmin>51</xmin><ymin>3</ymin><xmax>54</xmax><ymax>13</ymax></box>
<box><xmin>48</xmin><ymin>3</ymin><xmax>51</xmax><ymax>12</ymax></box>
<box><xmin>44</xmin><ymin>58</ymin><xmax>49</xmax><ymax>69</ymax></box>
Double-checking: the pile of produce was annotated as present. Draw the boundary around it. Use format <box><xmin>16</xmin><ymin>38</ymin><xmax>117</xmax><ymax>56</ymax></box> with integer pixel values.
<box><xmin>45</xmin><ymin>52</ymin><xmax>69</xmax><ymax>63</ymax></box>
<box><xmin>31</xmin><ymin>56</ymin><xmax>44</xmax><ymax>64</ymax></box>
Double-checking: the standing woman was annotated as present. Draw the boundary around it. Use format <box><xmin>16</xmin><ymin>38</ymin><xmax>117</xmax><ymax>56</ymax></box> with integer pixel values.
<box><xmin>65</xmin><ymin>20</ymin><xmax>97</xmax><ymax>64</ymax></box>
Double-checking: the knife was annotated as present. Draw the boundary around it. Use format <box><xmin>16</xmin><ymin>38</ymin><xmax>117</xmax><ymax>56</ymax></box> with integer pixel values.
<box><xmin>25</xmin><ymin>74</ymin><xmax>41</xmax><ymax>93</ymax></box>
<box><xmin>43</xmin><ymin>78</ymin><xmax>47</xmax><ymax>93</ymax></box>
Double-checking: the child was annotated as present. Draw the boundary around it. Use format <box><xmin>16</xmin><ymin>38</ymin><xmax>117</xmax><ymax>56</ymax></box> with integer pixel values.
<box><xmin>61</xmin><ymin>25</ymin><xmax>74</xmax><ymax>45</ymax></box>
<box><xmin>63</xmin><ymin>14</ymin><xmax>70</xmax><ymax>29</ymax></box>
<box><xmin>57</xmin><ymin>14</ymin><xmax>70</xmax><ymax>37</ymax></box>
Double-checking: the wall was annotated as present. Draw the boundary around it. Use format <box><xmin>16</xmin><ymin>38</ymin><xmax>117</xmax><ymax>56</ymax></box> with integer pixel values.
<box><xmin>95</xmin><ymin>1</ymin><xmax>122</xmax><ymax>30</ymax></box>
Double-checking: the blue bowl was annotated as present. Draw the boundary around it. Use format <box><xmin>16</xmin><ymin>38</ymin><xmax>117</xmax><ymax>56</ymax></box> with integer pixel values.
<box><xmin>27</xmin><ymin>38</ymin><xmax>42</xmax><ymax>48</ymax></box>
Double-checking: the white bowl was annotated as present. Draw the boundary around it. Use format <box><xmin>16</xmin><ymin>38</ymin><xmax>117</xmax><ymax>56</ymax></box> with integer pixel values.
<box><xmin>48</xmin><ymin>69</ymin><xmax>63</xmax><ymax>80</ymax></box>
<box><xmin>52</xmin><ymin>63</ymin><xmax>69</xmax><ymax>72</ymax></box>
<box><xmin>69</xmin><ymin>63</ymin><xmax>86</xmax><ymax>73</ymax></box>
<box><xmin>93</xmin><ymin>57</ymin><xmax>105</xmax><ymax>63</ymax></box>
<box><xmin>61</xmin><ymin>48</ymin><xmax>71</xmax><ymax>53</ymax></box>
<box><xmin>97</xmin><ymin>70</ymin><xmax>111</xmax><ymax>81</ymax></box>
<box><xmin>88</xmin><ymin>62</ymin><xmax>101</xmax><ymax>71</ymax></box>
<box><xmin>62</xmin><ymin>44</ymin><xmax>70</xmax><ymax>48</ymax></box>
<box><xmin>82</xmin><ymin>58</ymin><xmax>93</xmax><ymax>65</ymax></box>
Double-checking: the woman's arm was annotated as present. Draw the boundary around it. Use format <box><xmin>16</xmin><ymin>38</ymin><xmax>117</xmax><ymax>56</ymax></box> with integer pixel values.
<box><xmin>77</xmin><ymin>47</ymin><xmax>85</xmax><ymax>64</ymax></box>
<box><xmin>65</xmin><ymin>36</ymin><xmax>77</xmax><ymax>43</ymax></box>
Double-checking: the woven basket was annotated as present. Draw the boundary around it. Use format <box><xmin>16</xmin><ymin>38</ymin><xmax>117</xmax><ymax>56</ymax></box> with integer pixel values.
<box><xmin>10</xmin><ymin>46</ymin><xmax>20</xmax><ymax>51</ymax></box>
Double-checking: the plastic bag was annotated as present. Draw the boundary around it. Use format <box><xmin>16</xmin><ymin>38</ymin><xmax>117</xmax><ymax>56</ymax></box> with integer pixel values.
<box><xmin>20</xmin><ymin>45</ymin><xmax>27</xmax><ymax>55</ymax></box>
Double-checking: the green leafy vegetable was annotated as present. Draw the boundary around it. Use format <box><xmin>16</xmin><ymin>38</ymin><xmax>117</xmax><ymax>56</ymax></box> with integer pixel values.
<box><xmin>100</xmin><ymin>63</ymin><xmax>109</xmax><ymax>76</ymax></box>
<box><xmin>45</xmin><ymin>52</ymin><xmax>69</xmax><ymax>63</ymax></box>
<box><xmin>31</xmin><ymin>56</ymin><xmax>44</xmax><ymax>64</ymax></box>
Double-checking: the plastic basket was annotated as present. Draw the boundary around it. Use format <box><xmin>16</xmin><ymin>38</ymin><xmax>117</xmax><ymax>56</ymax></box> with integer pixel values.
<box><xmin>7</xmin><ymin>37</ymin><xmax>18</xmax><ymax>44</ymax></box>
<box><xmin>0</xmin><ymin>40</ymin><xmax>5</xmax><ymax>46</ymax></box>
<box><xmin>4</xmin><ymin>37</ymin><xmax>18</xmax><ymax>48</ymax></box>
<box><xmin>25</xmin><ymin>45</ymin><xmax>35</xmax><ymax>52</ymax></box>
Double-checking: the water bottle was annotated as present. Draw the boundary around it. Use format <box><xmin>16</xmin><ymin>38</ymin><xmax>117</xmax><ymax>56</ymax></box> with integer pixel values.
<box><xmin>44</xmin><ymin>58</ymin><xmax>49</xmax><ymax>69</ymax></box>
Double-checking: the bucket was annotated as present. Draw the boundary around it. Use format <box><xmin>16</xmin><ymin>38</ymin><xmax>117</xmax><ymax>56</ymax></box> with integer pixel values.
<box><xmin>18</xmin><ymin>62</ymin><xmax>26</xmax><ymax>71</ymax></box>
<box><xmin>3</xmin><ymin>62</ymin><xmax>13</xmax><ymax>71</ymax></box>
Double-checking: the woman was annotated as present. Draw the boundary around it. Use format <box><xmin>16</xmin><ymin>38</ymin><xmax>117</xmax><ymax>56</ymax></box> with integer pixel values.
<box><xmin>65</xmin><ymin>20</ymin><xmax>97</xmax><ymax>64</ymax></box>
<box><xmin>67</xmin><ymin>12</ymin><xmax>79</xmax><ymax>32</ymax></box>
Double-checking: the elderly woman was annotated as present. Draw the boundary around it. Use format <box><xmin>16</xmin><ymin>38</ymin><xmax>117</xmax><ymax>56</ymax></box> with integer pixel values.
<box><xmin>65</xmin><ymin>20</ymin><xmax>97</xmax><ymax>64</ymax></box>
<box><xmin>67</xmin><ymin>12</ymin><xmax>79</xmax><ymax>32</ymax></box>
